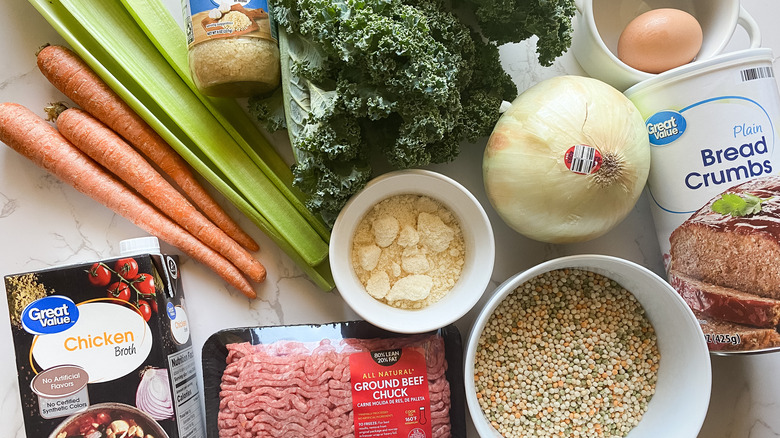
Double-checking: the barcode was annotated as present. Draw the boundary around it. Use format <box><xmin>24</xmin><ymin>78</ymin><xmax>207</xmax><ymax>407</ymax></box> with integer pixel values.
<box><xmin>740</xmin><ymin>66</ymin><xmax>774</xmax><ymax>82</ymax></box>
<box><xmin>570</xmin><ymin>144</ymin><xmax>596</xmax><ymax>174</ymax></box>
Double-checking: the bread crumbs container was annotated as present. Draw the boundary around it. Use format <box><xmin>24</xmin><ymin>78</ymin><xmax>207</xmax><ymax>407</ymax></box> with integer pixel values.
<box><xmin>625</xmin><ymin>48</ymin><xmax>780</xmax><ymax>354</ymax></box>
<box><xmin>3</xmin><ymin>237</ymin><xmax>205</xmax><ymax>437</ymax></box>
<box><xmin>183</xmin><ymin>0</ymin><xmax>281</xmax><ymax>97</ymax></box>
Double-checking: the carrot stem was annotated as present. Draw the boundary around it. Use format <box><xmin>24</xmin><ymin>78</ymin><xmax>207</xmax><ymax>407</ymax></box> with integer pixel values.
<box><xmin>0</xmin><ymin>102</ymin><xmax>257</xmax><ymax>299</ymax></box>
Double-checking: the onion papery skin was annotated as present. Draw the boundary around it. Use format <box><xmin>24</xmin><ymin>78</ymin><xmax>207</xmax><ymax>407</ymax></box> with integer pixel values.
<box><xmin>483</xmin><ymin>75</ymin><xmax>650</xmax><ymax>244</ymax></box>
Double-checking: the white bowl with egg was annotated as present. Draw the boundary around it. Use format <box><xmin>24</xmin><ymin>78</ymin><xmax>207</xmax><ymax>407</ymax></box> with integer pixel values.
<box><xmin>465</xmin><ymin>255</ymin><xmax>711</xmax><ymax>437</ymax></box>
<box><xmin>330</xmin><ymin>169</ymin><xmax>495</xmax><ymax>334</ymax></box>
<box><xmin>570</xmin><ymin>0</ymin><xmax>760</xmax><ymax>90</ymax></box>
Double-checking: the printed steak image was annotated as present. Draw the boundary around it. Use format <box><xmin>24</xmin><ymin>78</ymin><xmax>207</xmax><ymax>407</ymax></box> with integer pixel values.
<box><xmin>669</xmin><ymin>175</ymin><xmax>780</xmax><ymax>351</ymax></box>
<box><xmin>669</xmin><ymin>270</ymin><xmax>780</xmax><ymax>328</ymax></box>
<box><xmin>695</xmin><ymin>311</ymin><xmax>780</xmax><ymax>352</ymax></box>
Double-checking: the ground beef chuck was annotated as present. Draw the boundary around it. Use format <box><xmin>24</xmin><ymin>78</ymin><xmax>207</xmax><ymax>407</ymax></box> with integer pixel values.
<box><xmin>218</xmin><ymin>334</ymin><xmax>451</xmax><ymax>437</ymax></box>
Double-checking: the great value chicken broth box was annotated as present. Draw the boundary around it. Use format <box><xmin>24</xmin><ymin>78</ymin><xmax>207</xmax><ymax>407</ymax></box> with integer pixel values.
<box><xmin>3</xmin><ymin>237</ymin><xmax>205</xmax><ymax>438</ymax></box>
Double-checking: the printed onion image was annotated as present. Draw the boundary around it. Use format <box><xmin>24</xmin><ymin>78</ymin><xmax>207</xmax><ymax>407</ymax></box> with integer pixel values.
<box><xmin>136</xmin><ymin>367</ymin><xmax>175</xmax><ymax>421</ymax></box>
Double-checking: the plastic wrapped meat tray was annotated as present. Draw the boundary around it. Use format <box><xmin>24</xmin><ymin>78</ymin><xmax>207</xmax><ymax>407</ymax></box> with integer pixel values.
<box><xmin>202</xmin><ymin>321</ymin><xmax>465</xmax><ymax>437</ymax></box>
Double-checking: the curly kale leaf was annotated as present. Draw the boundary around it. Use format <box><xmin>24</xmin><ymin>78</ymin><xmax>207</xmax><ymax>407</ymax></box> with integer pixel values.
<box><xmin>296</xmin><ymin>108</ymin><xmax>363</xmax><ymax>162</ymax></box>
<box><xmin>456</xmin><ymin>30</ymin><xmax>517</xmax><ymax>141</ymax></box>
<box><xmin>247</xmin><ymin>88</ymin><xmax>287</xmax><ymax>132</ymax></box>
<box><xmin>464</xmin><ymin>0</ymin><xmax>576</xmax><ymax>66</ymax></box>
<box><xmin>292</xmin><ymin>149</ymin><xmax>372</xmax><ymax>226</ymax></box>
<box><xmin>337</xmin><ymin>75</ymin><xmax>398</xmax><ymax>120</ymax></box>
<box><xmin>259</xmin><ymin>0</ymin><xmax>517</xmax><ymax>225</ymax></box>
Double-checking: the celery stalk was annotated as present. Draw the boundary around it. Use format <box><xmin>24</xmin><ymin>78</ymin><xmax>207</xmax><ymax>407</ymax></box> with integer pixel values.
<box><xmin>119</xmin><ymin>0</ymin><xmax>331</xmax><ymax>243</ymax></box>
<box><xmin>28</xmin><ymin>0</ymin><xmax>335</xmax><ymax>289</ymax></box>
<box><xmin>55</xmin><ymin>0</ymin><xmax>328</xmax><ymax>265</ymax></box>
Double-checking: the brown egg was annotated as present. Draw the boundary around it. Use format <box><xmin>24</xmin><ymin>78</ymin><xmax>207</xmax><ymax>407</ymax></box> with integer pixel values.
<box><xmin>617</xmin><ymin>8</ymin><xmax>703</xmax><ymax>74</ymax></box>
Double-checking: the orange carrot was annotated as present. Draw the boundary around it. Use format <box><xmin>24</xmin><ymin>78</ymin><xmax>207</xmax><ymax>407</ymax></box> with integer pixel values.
<box><xmin>36</xmin><ymin>44</ymin><xmax>260</xmax><ymax>252</ymax></box>
<box><xmin>54</xmin><ymin>106</ymin><xmax>266</xmax><ymax>283</ymax></box>
<box><xmin>0</xmin><ymin>102</ymin><xmax>256</xmax><ymax>299</ymax></box>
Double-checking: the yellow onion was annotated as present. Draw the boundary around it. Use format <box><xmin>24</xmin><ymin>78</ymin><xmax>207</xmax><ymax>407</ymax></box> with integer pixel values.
<box><xmin>483</xmin><ymin>75</ymin><xmax>650</xmax><ymax>243</ymax></box>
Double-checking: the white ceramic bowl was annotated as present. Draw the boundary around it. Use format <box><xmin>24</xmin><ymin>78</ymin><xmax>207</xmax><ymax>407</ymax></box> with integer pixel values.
<box><xmin>330</xmin><ymin>169</ymin><xmax>495</xmax><ymax>334</ymax></box>
<box><xmin>465</xmin><ymin>254</ymin><xmax>711</xmax><ymax>437</ymax></box>
<box><xmin>570</xmin><ymin>0</ymin><xmax>760</xmax><ymax>91</ymax></box>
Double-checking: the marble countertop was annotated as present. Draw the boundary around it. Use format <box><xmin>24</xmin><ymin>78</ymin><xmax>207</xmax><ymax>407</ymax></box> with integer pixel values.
<box><xmin>1</xmin><ymin>1</ymin><xmax>779</xmax><ymax>437</ymax></box>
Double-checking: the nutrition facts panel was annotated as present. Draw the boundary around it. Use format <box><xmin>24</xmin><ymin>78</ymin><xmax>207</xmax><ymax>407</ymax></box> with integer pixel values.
<box><xmin>169</xmin><ymin>346</ymin><xmax>206</xmax><ymax>438</ymax></box>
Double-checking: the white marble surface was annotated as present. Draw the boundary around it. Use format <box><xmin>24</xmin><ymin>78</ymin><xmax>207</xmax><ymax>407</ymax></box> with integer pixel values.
<box><xmin>1</xmin><ymin>1</ymin><xmax>779</xmax><ymax>437</ymax></box>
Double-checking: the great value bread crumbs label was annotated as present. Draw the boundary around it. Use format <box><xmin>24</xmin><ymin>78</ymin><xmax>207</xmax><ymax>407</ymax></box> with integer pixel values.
<box><xmin>4</xmin><ymin>250</ymin><xmax>205</xmax><ymax>438</ymax></box>
<box><xmin>350</xmin><ymin>348</ymin><xmax>432</xmax><ymax>438</ymax></box>
<box><xmin>626</xmin><ymin>49</ymin><xmax>780</xmax><ymax>354</ymax></box>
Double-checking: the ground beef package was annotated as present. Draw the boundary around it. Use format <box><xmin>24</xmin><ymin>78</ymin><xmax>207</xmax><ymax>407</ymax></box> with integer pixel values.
<box><xmin>202</xmin><ymin>322</ymin><xmax>465</xmax><ymax>438</ymax></box>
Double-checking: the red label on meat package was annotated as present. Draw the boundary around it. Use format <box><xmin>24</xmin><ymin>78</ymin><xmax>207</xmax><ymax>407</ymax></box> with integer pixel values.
<box><xmin>350</xmin><ymin>348</ymin><xmax>432</xmax><ymax>438</ymax></box>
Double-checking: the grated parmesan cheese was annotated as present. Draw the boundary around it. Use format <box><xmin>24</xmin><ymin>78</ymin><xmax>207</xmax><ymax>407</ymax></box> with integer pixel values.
<box><xmin>351</xmin><ymin>194</ymin><xmax>465</xmax><ymax>309</ymax></box>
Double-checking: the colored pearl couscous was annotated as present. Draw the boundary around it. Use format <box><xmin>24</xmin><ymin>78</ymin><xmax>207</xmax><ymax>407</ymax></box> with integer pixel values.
<box><xmin>474</xmin><ymin>268</ymin><xmax>660</xmax><ymax>437</ymax></box>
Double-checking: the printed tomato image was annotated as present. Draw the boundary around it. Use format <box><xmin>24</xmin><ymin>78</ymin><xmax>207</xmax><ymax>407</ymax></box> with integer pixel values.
<box><xmin>137</xmin><ymin>300</ymin><xmax>152</xmax><ymax>322</ymax></box>
<box><xmin>87</xmin><ymin>263</ymin><xmax>111</xmax><ymax>286</ymax></box>
<box><xmin>114</xmin><ymin>258</ymin><xmax>139</xmax><ymax>280</ymax></box>
<box><xmin>107</xmin><ymin>282</ymin><xmax>131</xmax><ymax>302</ymax></box>
<box><xmin>134</xmin><ymin>273</ymin><xmax>156</xmax><ymax>298</ymax></box>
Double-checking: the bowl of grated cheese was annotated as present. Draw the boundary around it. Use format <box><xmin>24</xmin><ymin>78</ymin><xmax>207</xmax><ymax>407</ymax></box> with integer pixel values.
<box><xmin>330</xmin><ymin>169</ymin><xmax>495</xmax><ymax>334</ymax></box>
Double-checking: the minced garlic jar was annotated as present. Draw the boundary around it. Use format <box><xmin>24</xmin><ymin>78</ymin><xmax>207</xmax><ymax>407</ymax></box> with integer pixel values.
<box><xmin>184</xmin><ymin>0</ymin><xmax>281</xmax><ymax>98</ymax></box>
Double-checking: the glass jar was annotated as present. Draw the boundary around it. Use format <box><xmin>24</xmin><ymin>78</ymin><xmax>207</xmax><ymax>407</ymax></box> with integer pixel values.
<box><xmin>183</xmin><ymin>0</ymin><xmax>281</xmax><ymax>98</ymax></box>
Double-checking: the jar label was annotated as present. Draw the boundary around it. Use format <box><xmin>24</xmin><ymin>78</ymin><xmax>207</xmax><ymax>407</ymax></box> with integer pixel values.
<box><xmin>185</xmin><ymin>0</ymin><xmax>276</xmax><ymax>47</ymax></box>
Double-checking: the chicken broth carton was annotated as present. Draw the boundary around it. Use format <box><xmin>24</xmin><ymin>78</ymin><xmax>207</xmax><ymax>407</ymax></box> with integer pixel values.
<box><xmin>3</xmin><ymin>237</ymin><xmax>205</xmax><ymax>438</ymax></box>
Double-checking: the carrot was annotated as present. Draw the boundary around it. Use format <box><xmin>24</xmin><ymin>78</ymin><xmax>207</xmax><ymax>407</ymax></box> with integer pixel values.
<box><xmin>0</xmin><ymin>102</ymin><xmax>257</xmax><ymax>299</ymax></box>
<box><xmin>35</xmin><ymin>44</ymin><xmax>260</xmax><ymax>252</ymax></box>
<box><xmin>54</xmin><ymin>106</ymin><xmax>266</xmax><ymax>283</ymax></box>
